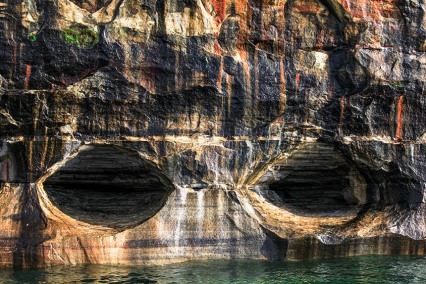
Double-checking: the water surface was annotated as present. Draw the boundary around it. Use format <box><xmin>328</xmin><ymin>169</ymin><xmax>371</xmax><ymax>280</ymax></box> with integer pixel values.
<box><xmin>1</xmin><ymin>255</ymin><xmax>426</xmax><ymax>283</ymax></box>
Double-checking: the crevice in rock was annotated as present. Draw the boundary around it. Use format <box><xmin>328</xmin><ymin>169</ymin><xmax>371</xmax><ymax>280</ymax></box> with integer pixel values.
<box><xmin>318</xmin><ymin>0</ymin><xmax>351</xmax><ymax>25</ymax></box>
<box><xmin>43</xmin><ymin>144</ymin><xmax>174</xmax><ymax>228</ymax></box>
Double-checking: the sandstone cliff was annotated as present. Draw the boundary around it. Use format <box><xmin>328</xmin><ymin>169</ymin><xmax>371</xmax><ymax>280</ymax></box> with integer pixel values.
<box><xmin>1</xmin><ymin>0</ymin><xmax>426</xmax><ymax>267</ymax></box>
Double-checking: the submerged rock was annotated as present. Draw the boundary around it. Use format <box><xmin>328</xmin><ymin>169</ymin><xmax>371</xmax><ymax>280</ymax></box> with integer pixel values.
<box><xmin>1</xmin><ymin>0</ymin><xmax>426</xmax><ymax>267</ymax></box>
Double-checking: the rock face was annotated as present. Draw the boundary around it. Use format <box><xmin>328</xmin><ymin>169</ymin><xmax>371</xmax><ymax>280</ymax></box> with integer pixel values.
<box><xmin>1</xmin><ymin>0</ymin><xmax>426</xmax><ymax>267</ymax></box>
<box><xmin>43</xmin><ymin>145</ymin><xmax>173</xmax><ymax>228</ymax></box>
<box><xmin>261</xmin><ymin>142</ymin><xmax>367</xmax><ymax>215</ymax></box>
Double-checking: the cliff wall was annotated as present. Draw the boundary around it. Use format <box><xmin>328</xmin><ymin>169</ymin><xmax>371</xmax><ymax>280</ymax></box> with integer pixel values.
<box><xmin>1</xmin><ymin>0</ymin><xmax>426</xmax><ymax>267</ymax></box>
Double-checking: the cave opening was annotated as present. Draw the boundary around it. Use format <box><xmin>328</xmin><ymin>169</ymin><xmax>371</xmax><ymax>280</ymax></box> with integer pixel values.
<box><xmin>43</xmin><ymin>145</ymin><xmax>173</xmax><ymax>228</ymax></box>
<box><xmin>264</xmin><ymin>143</ymin><xmax>367</xmax><ymax>216</ymax></box>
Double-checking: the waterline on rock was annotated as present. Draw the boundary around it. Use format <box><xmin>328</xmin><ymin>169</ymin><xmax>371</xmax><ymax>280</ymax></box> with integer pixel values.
<box><xmin>2</xmin><ymin>256</ymin><xmax>426</xmax><ymax>284</ymax></box>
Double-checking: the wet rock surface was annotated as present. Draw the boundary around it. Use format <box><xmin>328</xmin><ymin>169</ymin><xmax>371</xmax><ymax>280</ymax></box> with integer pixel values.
<box><xmin>0</xmin><ymin>0</ymin><xmax>426</xmax><ymax>267</ymax></box>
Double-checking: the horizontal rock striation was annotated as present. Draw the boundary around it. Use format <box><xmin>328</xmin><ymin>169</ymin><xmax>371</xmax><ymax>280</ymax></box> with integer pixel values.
<box><xmin>261</xmin><ymin>142</ymin><xmax>367</xmax><ymax>215</ymax></box>
<box><xmin>43</xmin><ymin>144</ymin><xmax>173</xmax><ymax>228</ymax></box>
<box><xmin>0</xmin><ymin>0</ymin><xmax>426</xmax><ymax>267</ymax></box>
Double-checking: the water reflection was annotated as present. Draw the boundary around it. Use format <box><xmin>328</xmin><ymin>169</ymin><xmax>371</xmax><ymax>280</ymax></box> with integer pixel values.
<box><xmin>1</xmin><ymin>256</ymin><xmax>426</xmax><ymax>284</ymax></box>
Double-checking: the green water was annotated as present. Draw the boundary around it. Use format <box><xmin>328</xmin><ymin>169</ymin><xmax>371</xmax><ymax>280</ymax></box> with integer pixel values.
<box><xmin>1</xmin><ymin>255</ymin><xmax>426</xmax><ymax>283</ymax></box>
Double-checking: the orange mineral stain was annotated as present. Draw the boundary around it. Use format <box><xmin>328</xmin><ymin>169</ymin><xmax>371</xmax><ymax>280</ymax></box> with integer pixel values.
<box><xmin>24</xmin><ymin>65</ymin><xmax>32</xmax><ymax>90</ymax></box>
<box><xmin>395</xmin><ymin>95</ymin><xmax>404</xmax><ymax>141</ymax></box>
<box><xmin>295</xmin><ymin>72</ymin><xmax>300</xmax><ymax>94</ymax></box>
<box><xmin>238</xmin><ymin>49</ymin><xmax>250</xmax><ymax>95</ymax></box>
<box><xmin>339</xmin><ymin>96</ymin><xmax>346</xmax><ymax>132</ymax></box>
<box><xmin>279</xmin><ymin>56</ymin><xmax>286</xmax><ymax>120</ymax></box>
<box><xmin>217</xmin><ymin>57</ymin><xmax>223</xmax><ymax>93</ymax></box>
<box><xmin>211</xmin><ymin>0</ymin><xmax>227</xmax><ymax>25</ymax></box>
<box><xmin>28</xmin><ymin>140</ymin><xmax>33</xmax><ymax>181</ymax></box>
<box><xmin>254</xmin><ymin>48</ymin><xmax>259</xmax><ymax>98</ymax></box>
<box><xmin>294</xmin><ymin>3</ymin><xmax>321</xmax><ymax>14</ymax></box>
<box><xmin>227</xmin><ymin>74</ymin><xmax>233</xmax><ymax>114</ymax></box>
<box><xmin>280</xmin><ymin>6</ymin><xmax>286</xmax><ymax>55</ymax></box>
<box><xmin>235</xmin><ymin>0</ymin><xmax>247</xmax><ymax>16</ymax></box>
<box><xmin>214</xmin><ymin>40</ymin><xmax>222</xmax><ymax>55</ymax></box>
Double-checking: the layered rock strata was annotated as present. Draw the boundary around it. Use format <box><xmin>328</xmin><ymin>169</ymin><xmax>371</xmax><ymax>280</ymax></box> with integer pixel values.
<box><xmin>1</xmin><ymin>0</ymin><xmax>426</xmax><ymax>267</ymax></box>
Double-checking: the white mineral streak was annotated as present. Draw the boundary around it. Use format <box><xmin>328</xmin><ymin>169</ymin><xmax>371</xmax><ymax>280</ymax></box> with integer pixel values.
<box><xmin>196</xmin><ymin>189</ymin><xmax>205</xmax><ymax>239</ymax></box>
<box><xmin>317</xmin><ymin>234</ymin><xmax>346</xmax><ymax>245</ymax></box>
<box><xmin>174</xmin><ymin>187</ymin><xmax>188</xmax><ymax>255</ymax></box>
<box><xmin>217</xmin><ymin>190</ymin><xmax>229</xmax><ymax>243</ymax></box>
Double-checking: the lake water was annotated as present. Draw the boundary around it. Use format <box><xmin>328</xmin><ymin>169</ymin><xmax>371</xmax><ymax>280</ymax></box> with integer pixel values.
<box><xmin>1</xmin><ymin>255</ymin><xmax>426</xmax><ymax>283</ymax></box>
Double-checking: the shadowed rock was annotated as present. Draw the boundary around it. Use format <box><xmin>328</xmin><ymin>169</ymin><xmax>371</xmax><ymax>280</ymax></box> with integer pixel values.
<box><xmin>262</xmin><ymin>142</ymin><xmax>367</xmax><ymax>216</ymax></box>
<box><xmin>43</xmin><ymin>145</ymin><xmax>174</xmax><ymax>228</ymax></box>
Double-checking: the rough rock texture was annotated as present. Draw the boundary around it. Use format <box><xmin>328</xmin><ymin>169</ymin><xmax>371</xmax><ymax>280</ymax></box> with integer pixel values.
<box><xmin>1</xmin><ymin>0</ymin><xmax>426</xmax><ymax>267</ymax></box>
